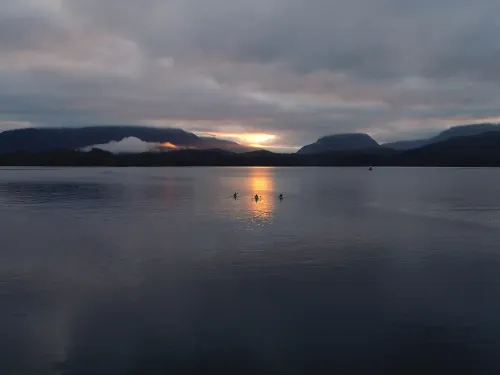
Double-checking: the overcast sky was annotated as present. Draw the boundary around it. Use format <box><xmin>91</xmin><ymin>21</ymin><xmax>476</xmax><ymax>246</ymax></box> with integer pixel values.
<box><xmin>1</xmin><ymin>0</ymin><xmax>500</xmax><ymax>149</ymax></box>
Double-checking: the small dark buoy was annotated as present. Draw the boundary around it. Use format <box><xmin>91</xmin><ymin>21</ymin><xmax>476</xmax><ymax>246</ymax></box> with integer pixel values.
<box><xmin>368</xmin><ymin>165</ymin><xmax>373</xmax><ymax>171</ymax></box>
<box><xmin>279</xmin><ymin>193</ymin><xmax>283</xmax><ymax>200</ymax></box>
<box><xmin>254</xmin><ymin>194</ymin><xmax>259</xmax><ymax>201</ymax></box>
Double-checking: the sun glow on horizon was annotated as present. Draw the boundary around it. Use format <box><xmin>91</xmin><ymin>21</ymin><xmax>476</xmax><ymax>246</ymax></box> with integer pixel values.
<box><xmin>201</xmin><ymin>132</ymin><xmax>277</xmax><ymax>148</ymax></box>
<box><xmin>241</xmin><ymin>133</ymin><xmax>276</xmax><ymax>145</ymax></box>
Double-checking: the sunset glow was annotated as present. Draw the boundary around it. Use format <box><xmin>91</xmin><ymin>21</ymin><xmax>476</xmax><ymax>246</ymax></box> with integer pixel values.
<box><xmin>160</xmin><ymin>142</ymin><xmax>178</xmax><ymax>149</ymax></box>
<box><xmin>241</xmin><ymin>134</ymin><xmax>276</xmax><ymax>145</ymax></box>
<box><xmin>202</xmin><ymin>132</ymin><xmax>277</xmax><ymax>148</ymax></box>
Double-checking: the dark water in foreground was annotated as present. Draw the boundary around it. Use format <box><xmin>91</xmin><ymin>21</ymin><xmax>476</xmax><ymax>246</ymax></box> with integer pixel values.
<box><xmin>2</xmin><ymin>167</ymin><xmax>500</xmax><ymax>374</ymax></box>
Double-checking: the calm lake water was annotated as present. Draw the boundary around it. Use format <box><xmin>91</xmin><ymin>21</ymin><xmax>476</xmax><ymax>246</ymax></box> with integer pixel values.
<box><xmin>2</xmin><ymin>167</ymin><xmax>500</xmax><ymax>374</ymax></box>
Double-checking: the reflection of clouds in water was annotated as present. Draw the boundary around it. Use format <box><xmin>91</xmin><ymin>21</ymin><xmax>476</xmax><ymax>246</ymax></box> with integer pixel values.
<box><xmin>61</xmin><ymin>287</ymin><xmax>279</xmax><ymax>374</ymax></box>
<box><xmin>0</xmin><ymin>281</ymin><xmax>72</xmax><ymax>374</ymax></box>
<box><xmin>2</xmin><ymin>277</ymin><xmax>495</xmax><ymax>374</ymax></box>
<box><xmin>0</xmin><ymin>182</ymin><xmax>124</xmax><ymax>207</ymax></box>
<box><xmin>4</xmin><ymin>168</ymin><xmax>500</xmax><ymax>373</ymax></box>
<box><xmin>139</xmin><ymin>183</ymin><xmax>193</xmax><ymax>203</ymax></box>
<box><xmin>0</xmin><ymin>180</ymin><xmax>195</xmax><ymax>213</ymax></box>
<box><xmin>53</xmin><ymin>267</ymin><xmax>496</xmax><ymax>374</ymax></box>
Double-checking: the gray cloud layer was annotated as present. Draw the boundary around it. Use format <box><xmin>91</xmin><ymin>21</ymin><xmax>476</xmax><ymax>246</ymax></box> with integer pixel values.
<box><xmin>1</xmin><ymin>0</ymin><xmax>500</xmax><ymax>147</ymax></box>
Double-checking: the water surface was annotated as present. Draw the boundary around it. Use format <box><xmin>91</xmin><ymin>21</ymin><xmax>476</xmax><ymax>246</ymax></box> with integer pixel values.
<box><xmin>2</xmin><ymin>167</ymin><xmax>500</xmax><ymax>374</ymax></box>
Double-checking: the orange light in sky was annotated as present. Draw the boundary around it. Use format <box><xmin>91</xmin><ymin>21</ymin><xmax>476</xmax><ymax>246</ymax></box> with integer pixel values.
<box><xmin>240</xmin><ymin>133</ymin><xmax>276</xmax><ymax>145</ymax></box>
<box><xmin>202</xmin><ymin>132</ymin><xmax>276</xmax><ymax>147</ymax></box>
<box><xmin>160</xmin><ymin>142</ymin><xmax>178</xmax><ymax>149</ymax></box>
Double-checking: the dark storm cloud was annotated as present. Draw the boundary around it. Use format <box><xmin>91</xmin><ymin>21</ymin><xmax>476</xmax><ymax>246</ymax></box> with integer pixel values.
<box><xmin>1</xmin><ymin>0</ymin><xmax>500</xmax><ymax>147</ymax></box>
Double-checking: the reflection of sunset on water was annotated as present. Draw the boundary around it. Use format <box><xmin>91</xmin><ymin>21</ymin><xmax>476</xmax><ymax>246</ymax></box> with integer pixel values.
<box><xmin>247</xmin><ymin>168</ymin><xmax>275</xmax><ymax>222</ymax></box>
<box><xmin>214</xmin><ymin>167</ymin><xmax>279</xmax><ymax>226</ymax></box>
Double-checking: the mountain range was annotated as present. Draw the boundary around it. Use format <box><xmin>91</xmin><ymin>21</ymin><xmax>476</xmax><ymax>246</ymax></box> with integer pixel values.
<box><xmin>294</xmin><ymin>122</ymin><xmax>500</xmax><ymax>156</ymax></box>
<box><xmin>383</xmin><ymin>123</ymin><xmax>500</xmax><ymax>150</ymax></box>
<box><xmin>3</xmin><ymin>131</ymin><xmax>500</xmax><ymax>166</ymax></box>
<box><xmin>296</xmin><ymin>123</ymin><xmax>500</xmax><ymax>154</ymax></box>
<box><xmin>1</xmin><ymin>123</ymin><xmax>500</xmax><ymax>166</ymax></box>
<box><xmin>0</xmin><ymin>126</ymin><xmax>252</xmax><ymax>154</ymax></box>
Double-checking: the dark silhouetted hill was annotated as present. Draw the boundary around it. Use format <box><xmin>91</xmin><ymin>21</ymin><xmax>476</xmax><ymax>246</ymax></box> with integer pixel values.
<box><xmin>382</xmin><ymin>139</ymin><xmax>429</xmax><ymax>150</ymax></box>
<box><xmin>0</xmin><ymin>126</ymin><xmax>249</xmax><ymax>153</ymax></box>
<box><xmin>297</xmin><ymin>133</ymin><xmax>381</xmax><ymax>154</ymax></box>
<box><xmin>198</xmin><ymin>137</ymin><xmax>253</xmax><ymax>153</ymax></box>
<box><xmin>0</xmin><ymin>148</ymin><xmax>396</xmax><ymax>166</ymax></box>
<box><xmin>393</xmin><ymin>131</ymin><xmax>500</xmax><ymax>166</ymax></box>
<box><xmin>384</xmin><ymin>123</ymin><xmax>500</xmax><ymax>150</ymax></box>
<box><xmin>3</xmin><ymin>125</ymin><xmax>500</xmax><ymax>166</ymax></box>
<box><xmin>433</xmin><ymin>123</ymin><xmax>500</xmax><ymax>142</ymax></box>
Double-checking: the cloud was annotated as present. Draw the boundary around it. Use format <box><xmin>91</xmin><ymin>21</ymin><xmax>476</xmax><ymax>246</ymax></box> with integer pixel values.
<box><xmin>1</xmin><ymin>0</ymin><xmax>500</xmax><ymax>146</ymax></box>
<box><xmin>83</xmin><ymin>137</ymin><xmax>158</xmax><ymax>153</ymax></box>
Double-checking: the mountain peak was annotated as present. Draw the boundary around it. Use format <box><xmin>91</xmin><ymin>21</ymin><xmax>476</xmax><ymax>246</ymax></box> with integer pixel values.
<box><xmin>297</xmin><ymin>133</ymin><xmax>380</xmax><ymax>154</ymax></box>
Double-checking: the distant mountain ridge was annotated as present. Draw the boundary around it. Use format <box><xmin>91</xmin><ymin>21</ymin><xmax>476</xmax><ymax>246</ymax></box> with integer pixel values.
<box><xmin>0</xmin><ymin>126</ymin><xmax>251</xmax><ymax>154</ymax></box>
<box><xmin>297</xmin><ymin>133</ymin><xmax>381</xmax><ymax>154</ymax></box>
<box><xmin>384</xmin><ymin>123</ymin><xmax>500</xmax><ymax>150</ymax></box>
<box><xmin>5</xmin><ymin>132</ymin><xmax>500</xmax><ymax>166</ymax></box>
<box><xmin>394</xmin><ymin>131</ymin><xmax>500</xmax><ymax>166</ymax></box>
<box><xmin>3</xmin><ymin>122</ymin><xmax>500</xmax><ymax>162</ymax></box>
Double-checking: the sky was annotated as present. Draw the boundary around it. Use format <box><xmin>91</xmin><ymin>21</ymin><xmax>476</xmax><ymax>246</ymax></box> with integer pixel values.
<box><xmin>2</xmin><ymin>0</ymin><xmax>500</xmax><ymax>151</ymax></box>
